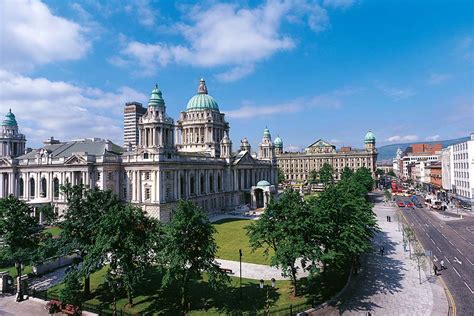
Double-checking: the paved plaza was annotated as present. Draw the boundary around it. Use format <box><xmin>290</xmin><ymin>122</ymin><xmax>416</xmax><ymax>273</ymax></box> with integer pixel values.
<box><xmin>311</xmin><ymin>201</ymin><xmax>449</xmax><ymax>315</ymax></box>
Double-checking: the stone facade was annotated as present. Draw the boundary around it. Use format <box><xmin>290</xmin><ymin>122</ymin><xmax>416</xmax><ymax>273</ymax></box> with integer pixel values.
<box><xmin>0</xmin><ymin>80</ymin><xmax>277</xmax><ymax>222</ymax></box>
<box><xmin>276</xmin><ymin>134</ymin><xmax>377</xmax><ymax>182</ymax></box>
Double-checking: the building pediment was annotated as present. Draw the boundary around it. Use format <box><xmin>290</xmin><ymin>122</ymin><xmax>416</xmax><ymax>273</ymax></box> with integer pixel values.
<box><xmin>233</xmin><ymin>151</ymin><xmax>255</xmax><ymax>165</ymax></box>
<box><xmin>0</xmin><ymin>158</ymin><xmax>12</xmax><ymax>167</ymax></box>
<box><xmin>63</xmin><ymin>154</ymin><xmax>87</xmax><ymax>165</ymax></box>
<box><xmin>305</xmin><ymin>139</ymin><xmax>336</xmax><ymax>153</ymax></box>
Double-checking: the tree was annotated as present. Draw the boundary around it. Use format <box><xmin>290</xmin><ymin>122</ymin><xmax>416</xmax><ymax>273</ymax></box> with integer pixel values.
<box><xmin>89</xmin><ymin>203</ymin><xmax>163</xmax><ymax>307</ymax></box>
<box><xmin>309</xmin><ymin>170</ymin><xmax>318</xmax><ymax>184</ymax></box>
<box><xmin>383</xmin><ymin>189</ymin><xmax>392</xmax><ymax>202</ymax></box>
<box><xmin>277</xmin><ymin>168</ymin><xmax>285</xmax><ymax>184</ymax></box>
<box><xmin>318</xmin><ymin>163</ymin><xmax>334</xmax><ymax>186</ymax></box>
<box><xmin>247</xmin><ymin>189</ymin><xmax>310</xmax><ymax>296</ymax></box>
<box><xmin>161</xmin><ymin>200</ymin><xmax>228</xmax><ymax>312</ymax></box>
<box><xmin>340</xmin><ymin>166</ymin><xmax>354</xmax><ymax>181</ymax></box>
<box><xmin>0</xmin><ymin>196</ymin><xmax>43</xmax><ymax>301</ymax></box>
<box><xmin>387</xmin><ymin>170</ymin><xmax>396</xmax><ymax>177</ymax></box>
<box><xmin>411</xmin><ymin>239</ymin><xmax>427</xmax><ymax>284</ymax></box>
<box><xmin>375</xmin><ymin>168</ymin><xmax>385</xmax><ymax>177</ymax></box>
<box><xmin>60</xmin><ymin>184</ymin><xmax>120</xmax><ymax>296</ymax></box>
<box><xmin>352</xmin><ymin>167</ymin><xmax>374</xmax><ymax>193</ymax></box>
<box><xmin>403</xmin><ymin>226</ymin><xmax>416</xmax><ymax>259</ymax></box>
<box><xmin>59</xmin><ymin>268</ymin><xmax>84</xmax><ymax>308</ymax></box>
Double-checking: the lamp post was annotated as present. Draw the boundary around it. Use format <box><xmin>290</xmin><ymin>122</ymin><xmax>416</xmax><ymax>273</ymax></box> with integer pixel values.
<box><xmin>239</xmin><ymin>249</ymin><xmax>243</xmax><ymax>301</ymax></box>
<box><xmin>259</xmin><ymin>279</ymin><xmax>276</xmax><ymax>316</ymax></box>
<box><xmin>15</xmin><ymin>261</ymin><xmax>24</xmax><ymax>302</ymax></box>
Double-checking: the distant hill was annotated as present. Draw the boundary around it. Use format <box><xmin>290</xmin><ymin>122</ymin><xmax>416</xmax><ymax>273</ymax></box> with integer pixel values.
<box><xmin>377</xmin><ymin>137</ymin><xmax>470</xmax><ymax>162</ymax></box>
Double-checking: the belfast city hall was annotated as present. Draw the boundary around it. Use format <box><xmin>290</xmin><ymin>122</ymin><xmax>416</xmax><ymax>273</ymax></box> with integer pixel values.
<box><xmin>0</xmin><ymin>79</ymin><xmax>278</xmax><ymax>222</ymax></box>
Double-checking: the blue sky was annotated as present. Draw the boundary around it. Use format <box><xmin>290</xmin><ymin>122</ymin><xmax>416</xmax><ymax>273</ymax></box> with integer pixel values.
<box><xmin>0</xmin><ymin>0</ymin><xmax>473</xmax><ymax>151</ymax></box>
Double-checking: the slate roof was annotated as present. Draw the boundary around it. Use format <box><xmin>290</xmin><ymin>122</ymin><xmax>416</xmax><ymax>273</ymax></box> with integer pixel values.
<box><xmin>17</xmin><ymin>139</ymin><xmax>123</xmax><ymax>159</ymax></box>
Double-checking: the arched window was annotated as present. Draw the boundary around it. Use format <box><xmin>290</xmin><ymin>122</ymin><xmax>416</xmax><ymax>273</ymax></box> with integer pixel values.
<box><xmin>200</xmin><ymin>174</ymin><xmax>205</xmax><ymax>194</ymax></box>
<box><xmin>29</xmin><ymin>178</ymin><xmax>35</xmax><ymax>198</ymax></box>
<box><xmin>53</xmin><ymin>178</ymin><xmax>60</xmax><ymax>199</ymax></box>
<box><xmin>180</xmin><ymin>175</ymin><xmax>185</xmax><ymax>198</ymax></box>
<box><xmin>209</xmin><ymin>174</ymin><xmax>214</xmax><ymax>193</ymax></box>
<box><xmin>41</xmin><ymin>178</ymin><xmax>47</xmax><ymax>197</ymax></box>
<box><xmin>190</xmin><ymin>175</ymin><xmax>195</xmax><ymax>195</ymax></box>
<box><xmin>19</xmin><ymin>178</ymin><xmax>24</xmax><ymax>197</ymax></box>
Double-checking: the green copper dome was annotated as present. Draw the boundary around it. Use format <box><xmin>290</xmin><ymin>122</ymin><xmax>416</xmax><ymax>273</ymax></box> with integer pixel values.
<box><xmin>274</xmin><ymin>135</ymin><xmax>283</xmax><ymax>148</ymax></box>
<box><xmin>364</xmin><ymin>130</ymin><xmax>376</xmax><ymax>143</ymax></box>
<box><xmin>148</xmin><ymin>84</ymin><xmax>165</xmax><ymax>107</ymax></box>
<box><xmin>263</xmin><ymin>127</ymin><xmax>271</xmax><ymax>138</ymax></box>
<box><xmin>2</xmin><ymin>109</ymin><xmax>17</xmax><ymax>126</ymax></box>
<box><xmin>257</xmin><ymin>180</ymin><xmax>271</xmax><ymax>187</ymax></box>
<box><xmin>186</xmin><ymin>79</ymin><xmax>219</xmax><ymax>111</ymax></box>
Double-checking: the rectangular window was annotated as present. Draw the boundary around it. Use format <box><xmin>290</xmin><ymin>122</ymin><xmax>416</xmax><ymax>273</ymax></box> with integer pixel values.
<box><xmin>145</xmin><ymin>188</ymin><xmax>151</xmax><ymax>200</ymax></box>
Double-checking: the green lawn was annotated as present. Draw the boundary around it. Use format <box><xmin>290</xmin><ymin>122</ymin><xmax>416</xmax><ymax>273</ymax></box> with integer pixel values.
<box><xmin>0</xmin><ymin>265</ymin><xmax>32</xmax><ymax>277</ymax></box>
<box><xmin>47</xmin><ymin>264</ymin><xmax>349</xmax><ymax>315</ymax></box>
<box><xmin>44</xmin><ymin>226</ymin><xmax>62</xmax><ymax>237</ymax></box>
<box><xmin>213</xmin><ymin>218</ymin><xmax>274</xmax><ymax>265</ymax></box>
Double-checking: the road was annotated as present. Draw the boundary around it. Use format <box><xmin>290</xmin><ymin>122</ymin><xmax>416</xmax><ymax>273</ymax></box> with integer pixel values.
<box><xmin>396</xmin><ymin>196</ymin><xmax>474</xmax><ymax>315</ymax></box>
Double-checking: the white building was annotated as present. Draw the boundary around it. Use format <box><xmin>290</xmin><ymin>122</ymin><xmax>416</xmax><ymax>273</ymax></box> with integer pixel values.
<box><xmin>449</xmin><ymin>133</ymin><xmax>474</xmax><ymax>211</ymax></box>
<box><xmin>441</xmin><ymin>146</ymin><xmax>453</xmax><ymax>191</ymax></box>
<box><xmin>0</xmin><ymin>79</ymin><xmax>278</xmax><ymax>221</ymax></box>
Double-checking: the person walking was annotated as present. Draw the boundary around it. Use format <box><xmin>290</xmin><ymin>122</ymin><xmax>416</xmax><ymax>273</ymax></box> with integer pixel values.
<box><xmin>433</xmin><ymin>264</ymin><xmax>438</xmax><ymax>275</ymax></box>
<box><xmin>440</xmin><ymin>259</ymin><xmax>445</xmax><ymax>270</ymax></box>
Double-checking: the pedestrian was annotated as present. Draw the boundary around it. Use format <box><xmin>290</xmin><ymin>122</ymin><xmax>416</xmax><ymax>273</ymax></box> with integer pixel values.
<box><xmin>380</xmin><ymin>245</ymin><xmax>385</xmax><ymax>256</ymax></box>
<box><xmin>388</xmin><ymin>215</ymin><xmax>391</xmax><ymax>222</ymax></box>
<box><xmin>440</xmin><ymin>259</ymin><xmax>445</xmax><ymax>270</ymax></box>
<box><xmin>433</xmin><ymin>264</ymin><xmax>438</xmax><ymax>275</ymax></box>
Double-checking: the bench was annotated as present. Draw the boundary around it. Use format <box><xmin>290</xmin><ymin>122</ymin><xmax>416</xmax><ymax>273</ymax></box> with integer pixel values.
<box><xmin>220</xmin><ymin>268</ymin><xmax>234</xmax><ymax>275</ymax></box>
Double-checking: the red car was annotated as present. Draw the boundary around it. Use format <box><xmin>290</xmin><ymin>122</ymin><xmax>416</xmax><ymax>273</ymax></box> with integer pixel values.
<box><xmin>405</xmin><ymin>201</ymin><xmax>414</xmax><ymax>208</ymax></box>
<box><xmin>397</xmin><ymin>201</ymin><xmax>405</xmax><ymax>207</ymax></box>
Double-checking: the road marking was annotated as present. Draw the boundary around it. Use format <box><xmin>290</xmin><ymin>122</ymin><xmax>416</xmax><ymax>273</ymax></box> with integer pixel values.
<box><xmin>433</xmin><ymin>255</ymin><xmax>438</xmax><ymax>262</ymax></box>
<box><xmin>448</xmin><ymin>240</ymin><xmax>454</xmax><ymax>246</ymax></box>
<box><xmin>430</xmin><ymin>238</ymin><xmax>435</xmax><ymax>244</ymax></box>
<box><xmin>452</xmin><ymin>266</ymin><xmax>461</xmax><ymax>278</ymax></box>
<box><xmin>457</xmin><ymin>248</ymin><xmax>464</xmax><ymax>256</ymax></box>
<box><xmin>464</xmin><ymin>282</ymin><xmax>474</xmax><ymax>294</ymax></box>
<box><xmin>444</xmin><ymin>256</ymin><xmax>451</xmax><ymax>263</ymax></box>
<box><xmin>454</xmin><ymin>257</ymin><xmax>462</xmax><ymax>265</ymax></box>
<box><xmin>466</xmin><ymin>257</ymin><xmax>474</xmax><ymax>265</ymax></box>
<box><xmin>436</xmin><ymin>246</ymin><xmax>441</xmax><ymax>252</ymax></box>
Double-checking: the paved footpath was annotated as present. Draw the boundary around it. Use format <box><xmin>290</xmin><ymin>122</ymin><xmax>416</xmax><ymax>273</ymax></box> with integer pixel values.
<box><xmin>312</xmin><ymin>202</ymin><xmax>449</xmax><ymax>315</ymax></box>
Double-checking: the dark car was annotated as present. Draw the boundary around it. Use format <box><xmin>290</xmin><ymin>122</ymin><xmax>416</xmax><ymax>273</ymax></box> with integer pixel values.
<box><xmin>397</xmin><ymin>201</ymin><xmax>405</xmax><ymax>207</ymax></box>
<box><xmin>414</xmin><ymin>202</ymin><xmax>423</xmax><ymax>208</ymax></box>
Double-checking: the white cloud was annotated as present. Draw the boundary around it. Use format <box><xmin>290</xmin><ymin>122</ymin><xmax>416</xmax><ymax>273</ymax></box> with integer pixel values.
<box><xmin>112</xmin><ymin>1</ymin><xmax>343</xmax><ymax>80</ymax></box>
<box><xmin>226</xmin><ymin>87</ymin><xmax>357</xmax><ymax>119</ymax></box>
<box><xmin>428</xmin><ymin>73</ymin><xmax>452</xmax><ymax>85</ymax></box>
<box><xmin>385</xmin><ymin>135</ymin><xmax>419</xmax><ymax>143</ymax></box>
<box><xmin>0</xmin><ymin>69</ymin><xmax>147</xmax><ymax>147</ymax></box>
<box><xmin>323</xmin><ymin>0</ymin><xmax>356</xmax><ymax>9</ymax></box>
<box><xmin>456</xmin><ymin>36</ymin><xmax>474</xmax><ymax>63</ymax></box>
<box><xmin>0</xmin><ymin>0</ymin><xmax>90</xmax><ymax>71</ymax></box>
<box><xmin>426</xmin><ymin>135</ymin><xmax>441</xmax><ymax>141</ymax></box>
<box><xmin>377</xmin><ymin>84</ymin><xmax>416</xmax><ymax>100</ymax></box>
<box><xmin>286</xmin><ymin>144</ymin><xmax>303</xmax><ymax>152</ymax></box>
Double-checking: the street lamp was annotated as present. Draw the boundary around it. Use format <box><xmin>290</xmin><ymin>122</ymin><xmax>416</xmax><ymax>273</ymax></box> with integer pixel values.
<box><xmin>15</xmin><ymin>261</ymin><xmax>24</xmax><ymax>302</ymax></box>
<box><xmin>239</xmin><ymin>249</ymin><xmax>242</xmax><ymax>300</ymax></box>
<box><xmin>259</xmin><ymin>279</ymin><xmax>264</xmax><ymax>289</ymax></box>
<box><xmin>271</xmin><ymin>278</ymin><xmax>276</xmax><ymax>288</ymax></box>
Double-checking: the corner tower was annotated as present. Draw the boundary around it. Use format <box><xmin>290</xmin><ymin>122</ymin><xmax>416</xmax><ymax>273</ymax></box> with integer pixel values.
<box><xmin>176</xmin><ymin>79</ymin><xmax>230</xmax><ymax>157</ymax></box>
<box><xmin>0</xmin><ymin>109</ymin><xmax>26</xmax><ymax>158</ymax></box>
<box><xmin>274</xmin><ymin>135</ymin><xmax>283</xmax><ymax>155</ymax></box>
<box><xmin>364</xmin><ymin>130</ymin><xmax>376</xmax><ymax>153</ymax></box>
<box><xmin>258</xmin><ymin>127</ymin><xmax>275</xmax><ymax>161</ymax></box>
<box><xmin>138</xmin><ymin>85</ymin><xmax>174</xmax><ymax>151</ymax></box>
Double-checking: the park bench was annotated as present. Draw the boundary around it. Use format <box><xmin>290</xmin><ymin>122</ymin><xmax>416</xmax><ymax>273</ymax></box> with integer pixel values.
<box><xmin>220</xmin><ymin>267</ymin><xmax>234</xmax><ymax>275</ymax></box>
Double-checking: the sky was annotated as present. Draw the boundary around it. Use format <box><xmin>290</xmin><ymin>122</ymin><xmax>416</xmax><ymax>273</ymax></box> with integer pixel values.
<box><xmin>0</xmin><ymin>0</ymin><xmax>473</xmax><ymax>151</ymax></box>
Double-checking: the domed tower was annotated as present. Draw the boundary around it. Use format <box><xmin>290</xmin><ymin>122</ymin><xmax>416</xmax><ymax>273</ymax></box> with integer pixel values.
<box><xmin>274</xmin><ymin>135</ymin><xmax>283</xmax><ymax>155</ymax></box>
<box><xmin>138</xmin><ymin>84</ymin><xmax>174</xmax><ymax>151</ymax></box>
<box><xmin>258</xmin><ymin>127</ymin><xmax>275</xmax><ymax>161</ymax></box>
<box><xmin>220</xmin><ymin>131</ymin><xmax>232</xmax><ymax>159</ymax></box>
<box><xmin>240</xmin><ymin>138</ymin><xmax>251</xmax><ymax>152</ymax></box>
<box><xmin>176</xmin><ymin>78</ymin><xmax>229</xmax><ymax>157</ymax></box>
<box><xmin>0</xmin><ymin>109</ymin><xmax>26</xmax><ymax>158</ymax></box>
<box><xmin>364</xmin><ymin>130</ymin><xmax>376</xmax><ymax>152</ymax></box>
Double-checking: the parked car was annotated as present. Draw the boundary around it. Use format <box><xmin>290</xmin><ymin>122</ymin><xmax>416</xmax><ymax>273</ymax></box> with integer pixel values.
<box><xmin>397</xmin><ymin>201</ymin><xmax>405</xmax><ymax>207</ymax></box>
<box><xmin>414</xmin><ymin>202</ymin><xmax>423</xmax><ymax>208</ymax></box>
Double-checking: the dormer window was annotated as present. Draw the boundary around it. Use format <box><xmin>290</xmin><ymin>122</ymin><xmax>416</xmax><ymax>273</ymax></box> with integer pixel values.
<box><xmin>143</xmin><ymin>153</ymin><xmax>149</xmax><ymax>159</ymax></box>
